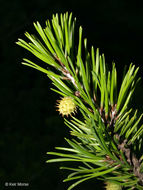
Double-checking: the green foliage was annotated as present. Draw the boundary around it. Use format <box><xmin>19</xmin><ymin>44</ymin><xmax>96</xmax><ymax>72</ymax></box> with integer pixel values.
<box><xmin>17</xmin><ymin>12</ymin><xmax>143</xmax><ymax>190</ymax></box>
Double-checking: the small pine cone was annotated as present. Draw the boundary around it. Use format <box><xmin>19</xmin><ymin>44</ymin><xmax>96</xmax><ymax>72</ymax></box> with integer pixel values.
<box><xmin>105</xmin><ymin>181</ymin><xmax>122</xmax><ymax>190</ymax></box>
<box><xmin>56</xmin><ymin>96</ymin><xmax>77</xmax><ymax>117</ymax></box>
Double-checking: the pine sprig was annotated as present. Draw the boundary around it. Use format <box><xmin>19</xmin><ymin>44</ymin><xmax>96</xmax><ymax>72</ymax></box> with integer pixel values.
<box><xmin>17</xmin><ymin>12</ymin><xmax>143</xmax><ymax>190</ymax></box>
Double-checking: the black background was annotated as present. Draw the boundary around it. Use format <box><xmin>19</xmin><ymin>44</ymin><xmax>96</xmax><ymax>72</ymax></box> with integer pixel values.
<box><xmin>0</xmin><ymin>0</ymin><xmax>143</xmax><ymax>189</ymax></box>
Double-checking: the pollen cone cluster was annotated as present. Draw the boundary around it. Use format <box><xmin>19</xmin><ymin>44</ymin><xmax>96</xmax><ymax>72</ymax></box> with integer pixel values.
<box><xmin>56</xmin><ymin>96</ymin><xmax>77</xmax><ymax>117</ymax></box>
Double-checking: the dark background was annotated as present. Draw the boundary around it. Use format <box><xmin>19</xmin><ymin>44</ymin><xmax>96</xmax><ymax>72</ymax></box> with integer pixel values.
<box><xmin>0</xmin><ymin>0</ymin><xmax>143</xmax><ymax>189</ymax></box>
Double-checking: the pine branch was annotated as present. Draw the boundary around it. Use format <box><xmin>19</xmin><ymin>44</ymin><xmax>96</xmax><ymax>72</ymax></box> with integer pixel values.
<box><xmin>17</xmin><ymin>12</ymin><xmax>143</xmax><ymax>190</ymax></box>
